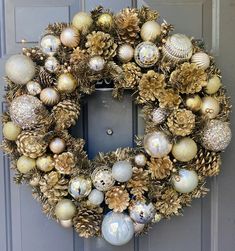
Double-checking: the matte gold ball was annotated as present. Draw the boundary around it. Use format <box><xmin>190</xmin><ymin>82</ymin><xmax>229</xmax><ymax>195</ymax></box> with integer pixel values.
<box><xmin>140</xmin><ymin>21</ymin><xmax>161</xmax><ymax>42</ymax></box>
<box><xmin>3</xmin><ymin>121</ymin><xmax>22</xmax><ymax>141</ymax></box>
<box><xmin>205</xmin><ymin>75</ymin><xmax>222</xmax><ymax>94</ymax></box>
<box><xmin>49</xmin><ymin>137</ymin><xmax>66</xmax><ymax>154</ymax></box>
<box><xmin>97</xmin><ymin>13</ymin><xmax>113</xmax><ymax>30</ymax></box>
<box><xmin>17</xmin><ymin>155</ymin><xmax>36</xmax><ymax>174</ymax></box>
<box><xmin>118</xmin><ymin>44</ymin><xmax>134</xmax><ymax>63</ymax></box>
<box><xmin>40</xmin><ymin>87</ymin><xmax>60</xmax><ymax>106</ymax></box>
<box><xmin>186</xmin><ymin>95</ymin><xmax>202</xmax><ymax>112</ymax></box>
<box><xmin>57</xmin><ymin>73</ymin><xmax>77</xmax><ymax>93</ymax></box>
<box><xmin>55</xmin><ymin>199</ymin><xmax>76</xmax><ymax>220</ymax></box>
<box><xmin>60</xmin><ymin>27</ymin><xmax>80</xmax><ymax>48</ymax></box>
<box><xmin>36</xmin><ymin>155</ymin><xmax>54</xmax><ymax>172</ymax></box>
<box><xmin>172</xmin><ymin>137</ymin><xmax>198</xmax><ymax>162</ymax></box>
<box><xmin>200</xmin><ymin>96</ymin><xmax>220</xmax><ymax>119</ymax></box>
<box><xmin>72</xmin><ymin>12</ymin><xmax>93</xmax><ymax>34</ymax></box>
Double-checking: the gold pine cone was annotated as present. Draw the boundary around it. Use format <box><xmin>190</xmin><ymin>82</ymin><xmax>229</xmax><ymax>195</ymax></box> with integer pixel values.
<box><xmin>138</xmin><ymin>6</ymin><xmax>159</xmax><ymax>23</ymax></box>
<box><xmin>170</xmin><ymin>63</ymin><xmax>207</xmax><ymax>94</ymax></box>
<box><xmin>167</xmin><ymin>108</ymin><xmax>196</xmax><ymax>136</ymax></box>
<box><xmin>70</xmin><ymin>47</ymin><xmax>88</xmax><ymax>64</ymax></box>
<box><xmin>54</xmin><ymin>152</ymin><xmax>75</xmax><ymax>174</ymax></box>
<box><xmin>148</xmin><ymin>156</ymin><xmax>173</xmax><ymax>180</ymax></box>
<box><xmin>16</xmin><ymin>131</ymin><xmax>47</xmax><ymax>158</ymax></box>
<box><xmin>105</xmin><ymin>186</ymin><xmax>130</xmax><ymax>212</ymax></box>
<box><xmin>85</xmin><ymin>31</ymin><xmax>117</xmax><ymax>59</ymax></box>
<box><xmin>38</xmin><ymin>67</ymin><xmax>54</xmax><ymax>87</ymax></box>
<box><xmin>157</xmin><ymin>88</ymin><xmax>181</xmax><ymax>109</ymax></box>
<box><xmin>122</xmin><ymin>62</ymin><xmax>142</xmax><ymax>88</ymax></box>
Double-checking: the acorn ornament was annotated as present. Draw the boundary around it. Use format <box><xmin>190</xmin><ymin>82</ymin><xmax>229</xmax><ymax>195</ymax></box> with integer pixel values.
<box><xmin>40</xmin><ymin>87</ymin><xmax>60</xmax><ymax>106</ymax></box>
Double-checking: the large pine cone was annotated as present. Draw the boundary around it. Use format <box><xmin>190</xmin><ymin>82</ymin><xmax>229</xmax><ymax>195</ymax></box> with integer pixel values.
<box><xmin>54</xmin><ymin>152</ymin><xmax>76</xmax><ymax>175</ymax></box>
<box><xmin>16</xmin><ymin>131</ymin><xmax>47</xmax><ymax>158</ymax></box>
<box><xmin>122</xmin><ymin>62</ymin><xmax>142</xmax><ymax>89</ymax></box>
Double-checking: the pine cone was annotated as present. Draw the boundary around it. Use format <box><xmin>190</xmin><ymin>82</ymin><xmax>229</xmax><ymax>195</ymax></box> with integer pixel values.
<box><xmin>157</xmin><ymin>88</ymin><xmax>181</xmax><ymax>109</ymax></box>
<box><xmin>54</xmin><ymin>152</ymin><xmax>75</xmax><ymax>174</ymax></box>
<box><xmin>38</xmin><ymin>67</ymin><xmax>54</xmax><ymax>86</ymax></box>
<box><xmin>122</xmin><ymin>62</ymin><xmax>142</xmax><ymax>88</ymax></box>
<box><xmin>148</xmin><ymin>180</ymin><xmax>164</xmax><ymax>202</ymax></box>
<box><xmin>167</xmin><ymin>109</ymin><xmax>196</xmax><ymax>136</ymax></box>
<box><xmin>73</xmin><ymin>203</ymin><xmax>103</xmax><ymax>238</ymax></box>
<box><xmin>138</xmin><ymin>6</ymin><xmax>159</xmax><ymax>23</ymax></box>
<box><xmin>52</xmin><ymin>100</ymin><xmax>80</xmax><ymax>130</ymax></box>
<box><xmin>138</xmin><ymin>70</ymin><xmax>166</xmax><ymax>103</ymax></box>
<box><xmin>39</xmin><ymin>171</ymin><xmax>69</xmax><ymax>204</ymax></box>
<box><xmin>105</xmin><ymin>186</ymin><xmax>130</xmax><ymax>212</ymax></box>
<box><xmin>70</xmin><ymin>47</ymin><xmax>88</xmax><ymax>64</ymax></box>
<box><xmin>85</xmin><ymin>31</ymin><xmax>117</xmax><ymax>59</ymax></box>
<box><xmin>16</xmin><ymin>131</ymin><xmax>47</xmax><ymax>158</ymax></box>
<box><xmin>22</xmin><ymin>47</ymin><xmax>45</xmax><ymax>62</ymax></box>
<box><xmin>170</xmin><ymin>63</ymin><xmax>207</xmax><ymax>94</ymax></box>
<box><xmin>115</xmin><ymin>8</ymin><xmax>140</xmax><ymax>45</ymax></box>
<box><xmin>148</xmin><ymin>157</ymin><xmax>173</xmax><ymax>180</ymax></box>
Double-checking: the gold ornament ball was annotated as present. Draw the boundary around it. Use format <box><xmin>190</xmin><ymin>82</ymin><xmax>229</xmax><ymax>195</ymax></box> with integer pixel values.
<box><xmin>172</xmin><ymin>137</ymin><xmax>198</xmax><ymax>162</ymax></box>
<box><xmin>118</xmin><ymin>44</ymin><xmax>134</xmax><ymax>63</ymax></box>
<box><xmin>57</xmin><ymin>73</ymin><xmax>78</xmax><ymax>93</ymax></box>
<box><xmin>17</xmin><ymin>155</ymin><xmax>36</xmax><ymax>174</ymax></box>
<box><xmin>60</xmin><ymin>27</ymin><xmax>80</xmax><ymax>48</ymax></box>
<box><xmin>26</xmin><ymin>81</ymin><xmax>42</xmax><ymax>96</ymax></box>
<box><xmin>60</xmin><ymin>219</ymin><xmax>73</xmax><ymax>228</ymax></box>
<box><xmin>186</xmin><ymin>95</ymin><xmax>202</xmax><ymax>112</ymax></box>
<box><xmin>3</xmin><ymin>121</ymin><xmax>22</xmax><ymax>141</ymax></box>
<box><xmin>200</xmin><ymin>96</ymin><xmax>220</xmax><ymax>119</ymax></box>
<box><xmin>49</xmin><ymin>137</ymin><xmax>66</xmax><ymax>154</ymax></box>
<box><xmin>55</xmin><ymin>199</ymin><xmax>76</xmax><ymax>220</ymax></box>
<box><xmin>205</xmin><ymin>75</ymin><xmax>222</xmax><ymax>94</ymax></box>
<box><xmin>140</xmin><ymin>21</ymin><xmax>161</xmax><ymax>42</ymax></box>
<box><xmin>72</xmin><ymin>12</ymin><xmax>93</xmax><ymax>34</ymax></box>
<box><xmin>97</xmin><ymin>13</ymin><xmax>113</xmax><ymax>30</ymax></box>
<box><xmin>36</xmin><ymin>155</ymin><xmax>54</xmax><ymax>172</ymax></box>
<box><xmin>40</xmin><ymin>87</ymin><xmax>60</xmax><ymax>106</ymax></box>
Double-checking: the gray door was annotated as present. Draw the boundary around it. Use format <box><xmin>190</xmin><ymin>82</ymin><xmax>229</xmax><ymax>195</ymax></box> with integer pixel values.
<box><xmin>1</xmin><ymin>0</ymin><xmax>235</xmax><ymax>251</ymax></box>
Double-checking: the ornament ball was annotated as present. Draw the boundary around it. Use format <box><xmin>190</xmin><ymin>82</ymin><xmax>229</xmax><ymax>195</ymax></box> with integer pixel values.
<box><xmin>60</xmin><ymin>27</ymin><xmax>80</xmax><ymax>48</ymax></box>
<box><xmin>72</xmin><ymin>12</ymin><xmax>93</xmax><ymax>34</ymax></box>
<box><xmin>186</xmin><ymin>95</ymin><xmax>202</xmax><ymax>112</ymax></box>
<box><xmin>17</xmin><ymin>155</ymin><xmax>36</xmax><ymax>174</ymax></box>
<box><xmin>40</xmin><ymin>87</ymin><xmax>60</xmax><ymax>106</ymax></box>
<box><xmin>44</xmin><ymin>56</ymin><xmax>59</xmax><ymax>73</ymax></box>
<box><xmin>68</xmin><ymin>176</ymin><xmax>92</xmax><ymax>199</ymax></box>
<box><xmin>97</xmin><ymin>13</ymin><xmax>113</xmax><ymax>30</ymax></box>
<box><xmin>205</xmin><ymin>75</ymin><xmax>222</xmax><ymax>94</ymax></box>
<box><xmin>134</xmin><ymin>153</ymin><xmax>147</xmax><ymax>167</ymax></box>
<box><xmin>49</xmin><ymin>137</ymin><xmax>66</xmax><ymax>154</ymax></box>
<box><xmin>88</xmin><ymin>56</ymin><xmax>105</xmax><ymax>71</ymax></box>
<box><xmin>36</xmin><ymin>155</ymin><xmax>54</xmax><ymax>172</ymax></box>
<box><xmin>26</xmin><ymin>81</ymin><xmax>41</xmax><ymax>96</ymax></box>
<box><xmin>118</xmin><ymin>44</ymin><xmax>134</xmax><ymax>63</ymax></box>
<box><xmin>140</xmin><ymin>21</ymin><xmax>161</xmax><ymax>42</ymax></box>
<box><xmin>55</xmin><ymin>199</ymin><xmax>76</xmax><ymax>220</ymax></box>
<box><xmin>57</xmin><ymin>73</ymin><xmax>78</xmax><ymax>93</ymax></box>
<box><xmin>200</xmin><ymin>96</ymin><xmax>220</xmax><ymax>119</ymax></box>
<box><xmin>112</xmin><ymin>160</ymin><xmax>133</xmax><ymax>182</ymax></box>
<box><xmin>3</xmin><ymin>121</ymin><xmax>21</xmax><ymax>141</ymax></box>
<box><xmin>40</xmin><ymin>34</ymin><xmax>61</xmax><ymax>56</ymax></box>
<box><xmin>88</xmin><ymin>189</ymin><xmax>104</xmax><ymax>205</ymax></box>
<box><xmin>60</xmin><ymin>219</ymin><xmax>73</xmax><ymax>228</ymax></box>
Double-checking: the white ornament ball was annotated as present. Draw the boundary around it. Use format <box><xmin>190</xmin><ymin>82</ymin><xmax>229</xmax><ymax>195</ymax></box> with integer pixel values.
<box><xmin>17</xmin><ymin>156</ymin><xmax>36</xmax><ymax>174</ymax></box>
<box><xmin>191</xmin><ymin>52</ymin><xmax>210</xmax><ymax>70</ymax></box>
<box><xmin>3</xmin><ymin>121</ymin><xmax>21</xmax><ymax>141</ymax></box>
<box><xmin>26</xmin><ymin>81</ymin><xmax>41</xmax><ymax>96</ymax></box>
<box><xmin>5</xmin><ymin>54</ymin><xmax>36</xmax><ymax>85</ymax></box>
<box><xmin>55</xmin><ymin>199</ymin><xmax>76</xmax><ymax>220</ymax></box>
<box><xmin>88</xmin><ymin>56</ymin><xmax>105</xmax><ymax>71</ymax></box>
<box><xmin>44</xmin><ymin>56</ymin><xmax>59</xmax><ymax>73</ymax></box>
<box><xmin>88</xmin><ymin>189</ymin><xmax>104</xmax><ymax>205</ymax></box>
<box><xmin>205</xmin><ymin>75</ymin><xmax>222</xmax><ymax>94</ymax></box>
<box><xmin>172</xmin><ymin>169</ymin><xmax>199</xmax><ymax>193</ymax></box>
<box><xmin>140</xmin><ymin>21</ymin><xmax>161</xmax><ymax>42</ymax></box>
<box><xmin>60</xmin><ymin>219</ymin><xmax>73</xmax><ymax>228</ymax></box>
<box><xmin>200</xmin><ymin>96</ymin><xmax>220</xmax><ymax>119</ymax></box>
<box><xmin>72</xmin><ymin>12</ymin><xmax>93</xmax><ymax>34</ymax></box>
<box><xmin>40</xmin><ymin>87</ymin><xmax>60</xmax><ymax>106</ymax></box>
<box><xmin>112</xmin><ymin>160</ymin><xmax>133</xmax><ymax>182</ymax></box>
<box><xmin>49</xmin><ymin>138</ymin><xmax>66</xmax><ymax>154</ymax></box>
<box><xmin>134</xmin><ymin>153</ymin><xmax>147</xmax><ymax>167</ymax></box>
<box><xmin>118</xmin><ymin>44</ymin><xmax>134</xmax><ymax>63</ymax></box>
<box><xmin>60</xmin><ymin>27</ymin><xmax>80</xmax><ymax>48</ymax></box>
<box><xmin>102</xmin><ymin>212</ymin><xmax>134</xmax><ymax>246</ymax></box>
<box><xmin>40</xmin><ymin>35</ymin><xmax>61</xmax><ymax>56</ymax></box>
<box><xmin>36</xmin><ymin>155</ymin><xmax>54</xmax><ymax>172</ymax></box>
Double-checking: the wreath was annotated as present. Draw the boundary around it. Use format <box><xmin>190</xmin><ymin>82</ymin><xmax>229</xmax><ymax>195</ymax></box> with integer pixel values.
<box><xmin>2</xmin><ymin>6</ymin><xmax>232</xmax><ymax>246</ymax></box>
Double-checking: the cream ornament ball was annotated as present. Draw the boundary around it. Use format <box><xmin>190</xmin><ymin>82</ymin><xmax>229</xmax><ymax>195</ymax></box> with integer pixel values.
<box><xmin>49</xmin><ymin>137</ymin><xmax>66</xmax><ymax>154</ymax></box>
<box><xmin>72</xmin><ymin>12</ymin><xmax>93</xmax><ymax>34</ymax></box>
<box><xmin>36</xmin><ymin>155</ymin><xmax>54</xmax><ymax>172</ymax></box>
<box><xmin>112</xmin><ymin>160</ymin><xmax>133</xmax><ymax>182</ymax></box>
<box><xmin>40</xmin><ymin>34</ymin><xmax>61</xmax><ymax>56</ymax></box>
<box><xmin>44</xmin><ymin>56</ymin><xmax>60</xmax><ymax>73</ymax></box>
<box><xmin>17</xmin><ymin>155</ymin><xmax>36</xmax><ymax>174</ymax></box>
<box><xmin>186</xmin><ymin>95</ymin><xmax>202</xmax><ymax>112</ymax></box>
<box><xmin>5</xmin><ymin>54</ymin><xmax>36</xmax><ymax>85</ymax></box>
<box><xmin>60</xmin><ymin>26</ymin><xmax>80</xmax><ymax>48</ymax></box>
<box><xmin>88</xmin><ymin>189</ymin><xmax>104</xmax><ymax>205</ymax></box>
<box><xmin>205</xmin><ymin>75</ymin><xmax>222</xmax><ymax>94</ymax></box>
<box><xmin>68</xmin><ymin>176</ymin><xmax>92</xmax><ymax>199</ymax></box>
<box><xmin>88</xmin><ymin>56</ymin><xmax>105</xmax><ymax>71</ymax></box>
<box><xmin>134</xmin><ymin>153</ymin><xmax>147</xmax><ymax>167</ymax></box>
<box><xmin>118</xmin><ymin>44</ymin><xmax>134</xmax><ymax>63</ymax></box>
<box><xmin>55</xmin><ymin>199</ymin><xmax>76</xmax><ymax>220</ymax></box>
<box><xmin>57</xmin><ymin>73</ymin><xmax>78</xmax><ymax>93</ymax></box>
<box><xmin>26</xmin><ymin>81</ymin><xmax>42</xmax><ymax>96</ymax></box>
<box><xmin>191</xmin><ymin>52</ymin><xmax>210</xmax><ymax>70</ymax></box>
<box><xmin>200</xmin><ymin>96</ymin><xmax>220</xmax><ymax>119</ymax></box>
<box><xmin>40</xmin><ymin>87</ymin><xmax>60</xmax><ymax>106</ymax></box>
<box><xmin>3</xmin><ymin>121</ymin><xmax>21</xmax><ymax>141</ymax></box>
<box><xmin>140</xmin><ymin>21</ymin><xmax>161</xmax><ymax>42</ymax></box>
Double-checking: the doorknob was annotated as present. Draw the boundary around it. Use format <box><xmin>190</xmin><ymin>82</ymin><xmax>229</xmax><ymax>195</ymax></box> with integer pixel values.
<box><xmin>106</xmin><ymin>128</ymin><xmax>113</xmax><ymax>135</ymax></box>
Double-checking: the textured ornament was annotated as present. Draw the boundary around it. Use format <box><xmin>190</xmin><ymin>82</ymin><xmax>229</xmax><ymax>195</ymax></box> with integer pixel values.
<box><xmin>88</xmin><ymin>56</ymin><xmax>105</xmax><ymax>71</ymax></box>
<box><xmin>172</xmin><ymin>169</ymin><xmax>199</xmax><ymax>193</ymax></box>
<box><xmin>55</xmin><ymin>199</ymin><xmax>76</xmax><ymax>220</ymax></box>
<box><xmin>140</xmin><ymin>21</ymin><xmax>161</xmax><ymax>42</ymax></box>
<box><xmin>91</xmin><ymin>166</ymin><xmax>115</xmax><ymax>191</ymax></box>
<box><xmin>88</xmin><ymin>189</ymin><xmax>104</xmax><ymax>205</ymax></box>
<box><xmin>97</xmin><ymin>13</ymin><xmax>113</xmax><ymax>31</ymax></box>
<box><xmin>201</xmin><ymin>120</ymin><xmax>232</xmax><ymax>152</ymax></box>
<box><xmin>134</xmin><ymin>153</ymin><xmax>147</xmax><ymax>167</ymax></box>
<box><xmin>134</xmin><ymin>42</ymin><xmax>160</xmax><ymax>67</ymax></box>
<box><xmin>40</xmin><ymin>87</ymin><xmax>60</xmax><ymax>106</ymax></box>
<box><xmin>129</xmin><ymin>201</ymin><xmax>156</xmax><ymax>224</ymax></box>
<box><xmin>60</xmin><ymin>26</ymin><xmax>80</xmax><ymax>48</ymax></box>
<box><xmin>144</xmin><ymin>131</ymin><xmax>172</xmax><ymax>158</ymax></box>
<box><xmin>17</xmin><ymin>155</ymin><xmax>36</xmax><ymax>174</ymax></box>
<box><xmin>5</xmin><ymin>54</ymin><xmax>36</xmax><ymax>85</ymax></box>
<box><xmin>9</xmin><ymin>95</ymin><xmax>47</xmax><ymax>129</ymax></box>
<box><xmin>172</xmin><ymin>137</ymin><xmax>198</xmax><ymax>162</ymax></box>
<box><xmin>205</xmin><ymin>75</ymin><xmax>222</xmax><ymax>94</ymax></box>
<box><xmin>26</xmin><ymin>81</ymin><xmax>42</xmax><ymax>96</ymax></box>
<box><xmin>57</xmin><ymin>73</ymin><xmax>78</xmax><ymax>93</ymax></box>
<box><xmin>200</xmin><ymin>96</ymin><xmax>220</xmax><ymax>119</ymax></box>
<box><xmin>44</xmin><ymin>56</ymin><xmax>59</xmax><ymax>73</ymax></box>
<box><xmin>191</xmin><ymin>52</ymin><xmax>210</xmax><ymax>70</ymax></box>
<box><xmin>118</xmin><ymin>44</ymin><xmax>134</xmax><ymax>63</ymax></box>
<box><xmin>72</xmin><ymin>12</ymin><xmax>93</xmax><ymax>34</ymax></box>
<box><xmin>36</xmin><ymin>155</ymin><xmax>54</xmax><ymax>172</ymax></box>
<box><xmin>68</xmin><ymin>176</ymin><xmax>92</xmax><ymax>199</ymax></box>
<box><xmin>102</xmin><ymin>212</ymin><xmax>134</xmax><ymax>246</ymax></box>
<box><xmin>40</xmin><ymin>35</ymin><xmax>61</xmax><ymax>55</ymax></box>
<box><xmin>152</xmin><ymin>108</ymin><xmax>167</xmax><ymax>124</ymax></box>
<box><xmin>3</xmin><ymin>121</ymin><xmax>21</xmax><ymax>141</ymax></box>
<box><xmin>60</xmin><ymin>219</ymin><xmax>73</xmax><ymax>228</ymax></box>
<box><xmin>162</xmin><ymin>34</ymin><xmax>193</xmax><ymax>63</ymax></box>
<box><xmin>186</xmin><ymin>95</ymin><xmax>202</xmax><ymax>112</ymax></box>
<box><xmin>112</xmin><ymin>160</ymin><xmax>133</xmax><ymax>182</ymax></box>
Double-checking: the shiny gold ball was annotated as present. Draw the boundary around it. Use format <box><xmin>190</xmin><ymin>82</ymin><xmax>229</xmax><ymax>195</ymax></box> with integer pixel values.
<box><xmin>55</xmin><ymin>199</ymin><xmax>76</xmax><ymax>220</ymax></box>
<box><xmin>97</xmin><ymin>13</ymin><xmax>113</xmax><ymax>30</ymax></box>
<box><xmin>200</xmin><ymin>96</ymin><xmax>220</xmax><ymax>119</ymax></box>
<box><xmin>57</xmin><ymin>73</ymin><xmax>77</xmax><ymax>93</ymax></box>
<box><xmin>17</xmin><ymin>155</ymin><xmax>36</xmax><ymax>174</ymax></box>
<box><xmin>60</xmin><ymin>27</ymin><xmax>80</xmax><ymax>48</ymax></box>
<box><xmin>49</xmin><ymin>137</ymin><xmax>66</xmax><ymax>154</ymax></box>
<box><xmin>3</xmin><ymin>121</ymin><xmax>21</xmax><ymax>141</ymax></box>
<box><xmin>40</xmin><ymin>87</ymin><xmax>60</xmax><ymax>106</ymax></box>
<box><xmin>36</xmin><ymin>155</ymin><xmax>54</xmax><ymax>172</ymax></box>
<box><xmin>72</xmin><ymin>12</ymin><xmax>93</xmax><ymax>34</ymax></box>
<box><xmin>205</xmin><ymin>75</ymin><xmax>222</xmax><ymax>94</ymax></box>
<box><xmin>186</xmin><ymin>95</ymin><xmax>202</xmax><ymax>112</ymax></box>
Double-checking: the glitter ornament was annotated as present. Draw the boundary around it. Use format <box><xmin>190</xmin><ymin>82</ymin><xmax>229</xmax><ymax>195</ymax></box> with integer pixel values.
<box><xmin>140</xmin><ymin>21</ymin><xmax>161</xmax><ymax>42</ymax></box>
<box><xmin>60</xmin><ymin>27</ymin><xmax>80</xmax><ymax>48</ymax></box>
<box><xmin>68</xmin><ymin>176</ymin><xmax>92</xmax><ymax>199</ymax></box>
<box><xmin>57</xmin><ymin>73</ymin><xmax>78</xmax><ymax>93</ymax></box>
<box><xmin>40</xmin><ymin>34</ymin><xmax>61</xmax><ymax>56</ymax></box>
<box><xmin>26</xmin><ymin>81</ymin><xmax>42</xmax><ymax>96</ymax></box>
<box><xmin>152</xmin><ymin>108</ymin><xmax>167</xmax><ymax>124</ymax></box>
<box><xmin>17</xmin><ymin>155</ymin><xmax>36</xmax><ymax>174</ymax></box>
<box><xmin>36</xmin><ymin>155</ymin><xmax>54</xmax><ymax>172</ymax></box>
<box><xmin>3</xmin><ymin>121</ymin><xmax>21</xmax><ymax>141</ymax></box>
<box><xmin>112</xmin><ymin>160</ymin><xmax>133</xmax><ymax>182</ymax></box>
<box><xmin>49</xmin><ymin>138</ymin><xmax>66</xmax><ymax>154</ymax></box>
<box><xmin>201</xmin><ymin>120</ymin><xmax>232</xmax><ymax>152</ymax></box>
<box><xmin>88</xmin><ymin>189</ymin><xmax>104</xmax><ymax>205</ymax></box>
<box><xmin>40</xmin><ymin>87</ymin><xmax>60</xmax><ymax>106</ymax></box>
<box><xmin>200</xmin><ymin>96</ymin><xmax>220</xmax><ymax>119</ymax></box>
<box><xmin>134</xmin><ymin>153</ymin><xmax>147</xmax><ymax>167</ymax></box>
<box><xmin>72</xmin><ymin>12</ymin><xmax>93</xmax><ymax>34</ymax></box>
<box><xmin>118</xmin><ymin>44</ymin><xmax>134</xmax><ymax>63</ymax></box>
<box><xmin>191</xmin><ymin>52</ymin><xmax>210</xmax><ymax>70</ymax></box>
<box><xmin>44</xmin><ymin>56</ymin><xmax>59</xmax><ymax>73</ymax></box>
<box><xmin>88</xmin><ymin>56</ymin><xmax>105</xmax><ymax>71</ymax></box>
<box><xmin>55</xmin><ymin>199</ymin><xmax>76</xmax><ymax>220</ymax></box>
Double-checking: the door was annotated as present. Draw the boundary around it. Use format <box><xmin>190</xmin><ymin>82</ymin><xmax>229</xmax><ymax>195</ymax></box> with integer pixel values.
<box><xmin>0</xmin><ymin>1</ymin><xmax>235</xmax><ymax>251</ymax></box>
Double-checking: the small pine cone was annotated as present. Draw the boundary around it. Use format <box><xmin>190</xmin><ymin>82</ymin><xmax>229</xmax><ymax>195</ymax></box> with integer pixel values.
<box><xmin>52</xmin><ymin>100</ymin><xmax>80</xmax><ymax>130</ymax></box>
<box><xmin>16</xmin><ymin>131</ymin><xmax>47</xmax><ymax>158</ymax></box>
<box><xmin>45</xmin><ymin>22</ymin><xmax>68</xmax><ymax>36</ymax></box>
<box><xmin>115</xmin><ymin>8</ymin><xmax>140</xmax><ymax>45</ymax></box>
<box><xmin>105</xmin><ymin>186</ymin><xmax>130</xmax><ymax>212</ymax></box>
<box><xmin>194</xmin><ymin>148</ymin><xmax>221</xmax><ymax>176</ymax></box>
<box><xmin>148</xmin><ymin>157</ymin><xmax>173</xmax><ymax>180</ymax></box>
<box><xmin>54</xmin><ymin>152</ymin><xmax>75</xmax><ymax>174</ymax></box>
<box><xmin>170</xmin><ymin>63</ymin><xmax>207</xmax><ymax>94</ymax></box>
<box><xmin>39</xmin><ymin>171</ymin><xmax>69</xmax><ymax>204</ymax></box>
<box><xmin>70</xmin><ymin>47</ymin><xmax>88</xmax><ymax>64</ymax></box>
<box><xmin>122</xmin><ymin>62</ymin><xmax>142</xmax><ymax>88</ymax></box>
<box><xmin>139</xmin><ymin>70</ymin><xmax>166</xmax><ymax>103</ymax></box>
<box><xmin>73</xmin><ymin>203</ymin><xmax>103</xmax><ymax>238</ymax></box>
<box><xmin>38</xmin><ymin>67</ymin><xmax>55</xmax><ymax>86</ymax></box>
<box><xmin>85</xmin><ymin>31</ymin><xmax>117</xmax><ymax>59</ymax></box>
<box><xmin>167</xmin><ymin>109</ymin><xmax>196</xmax><ymax>136</ymax></box>
<box><xmin>138</xmin><ymin>6</ymin><xmax>159</xmax><ymax>23</ymax></box>
<box><xmin>155</xmin><ymin>188</ymin><xmax>182</xmax><ymax>218</ymax></box>
<box><xmin>157</xmin><ymin>88</ymin><xmax>181</xmax><ymax>109</ymax></box>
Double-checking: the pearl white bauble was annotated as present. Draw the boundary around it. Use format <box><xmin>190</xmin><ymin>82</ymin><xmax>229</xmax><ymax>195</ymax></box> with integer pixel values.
<box><xmin>68</xmin><ymin>176</ymin><xmax>92</xmax><ymax>199</ymax></box>
<box><xmin>36</xmin><ymin>155</ymin><xmax>54</xmax><ymax>172</ymax></box>
<box><xmin>3</xmin><ymin>121</ymin><xmax>21</xmax><ymax>141</ymax></box>
<box><xmin>186</xmin><ymin>95</ymin><xmax>202</xmax><ymax>112</ymax></box>
<box><xmin>101</xmin><ymin>212</ymin><xmax>134</xmax><ymax>246</ymax></box>
<box><xmin>26</xmin><ymin>81</ymin><xmax>41</xmax><ymax>96</ymax></box>
<box><xmin>72</xmin><ymin>12</ymin><xmax>93</xmax><ymax>34</ymax></box>
<box><xmin>112</xmin><ymin>160</ymin><xmax>133</xmax><ymax>182</ymax></box>
<box><xmin>134</xmin><ymin>153</ymin><xmax>147</xmax><ymax>167</ymax></box>
<box><xmin>49</xmin><ymin>138</ymin><xmax>66</xmax><ymax>154</ymax></box>
<box><xmin>191</xmin><ymin>52</ymin><xmax>210</xmax><ymax>70</ymax></box>
<box><xmin>40</xmin><ymin>35</ymin><xmax>61</xmax><ymax>55</ymax></box>
<box><xmin>88</xmin><ymin>189</ymin><xmax>104</xmax><ymax>205</ymax></box>
<box><xmin>57</xmin><ymin>73</ymin><xmax>78</xmax><ymax>93</ymax></box>
<box><xmin>140</xmin><ymin>21</ymin><xmax>161</xmax><ymax>42</ymax></box>
<box><xmin>44</xmin><ymin>56</ymin><xmax>59</xmax><ymax>73</ymax></box>
<box><xmin>200</xmin><ymin>96</ymin><xmax>220</xmax><ymax>119</ymax></box>
<box><xmin>17</xmin><ymin>156</ymin><xmax>36</xmax><ymax>174</ymax></box>
<box><xmin>88</xmin><ymin>56</ymin><xmax>105</xmax><ymax>71</ymax></box>
<box><xmin>60</xmin><ymin>219</ymin><xmax>73</xmax><ymax>228</ymax></box>
<box><xmin>60</xmin><ymin>27</ymin><xmax>80</xmax><ymax>48</ymax></box>
<box><xmin>172</xmin><ymin>137</ymin><xmax>198</xmax><ymax>162</ymax></box>
<box><xmin>55</xmin><ymin>199</ymin><xmax>76</xmax><ymax>220</ymax></box>
<box><xmin>172</xmin><ymin>169</ymin><xmax>199</xmax><ymax>193</ymax></box>
<box><xmin>40</xmin><ymin>87</ymin><xmax>60</xmax><ymax>106</ymax></box>
<box><xmin>5</xmin><ymin>54</ymin><xmax>36</xmax><ymax>85</ymax></box>
<box><xmin>205</xmin><ymin>75</ymin><xmax>222</xmax><ymax>94</ymax></box>
<box><xmin>144</xmin><ymin>131</ymin><xmax>172</xmax><ymax>158</ymax></box>
<box><xmin>118</xmin><ymin>44</ymin><xmax>134</xmax><ymax>62</ymax></box>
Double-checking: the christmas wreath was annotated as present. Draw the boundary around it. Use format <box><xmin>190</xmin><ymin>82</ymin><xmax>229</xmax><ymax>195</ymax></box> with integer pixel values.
<box><xmin>2</xmin><ymin>6</ymin><xmax>232</xmax><ymax>246</ymax></box>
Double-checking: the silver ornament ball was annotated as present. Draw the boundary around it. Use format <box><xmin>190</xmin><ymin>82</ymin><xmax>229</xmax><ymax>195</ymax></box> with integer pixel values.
<box><xmin>88</xmin><ymin>189</ymin><xmax>104</xmax><ymax>205</ymax></box>
<box><xmin>26</xmin><ymin>81</ymin><xmax>42</xmax><ymax>96</ymax></box>
<box><xmin>68</xmin><ymin>176</ymin><xmax>92</xmax><ymax>199</ymax></box>
<box><xmin>44</xmin><ymin>56</ymin><xmax>60</xmax><ymax>73</ymax></box>
<box><xmin>112</xmin><ymin>160</ymin><xmax>133</xmax><ymax>182</ymax></box>
<box><xmin>152</xmin><ymin>108</ymin><xmax>167</xmax><ymax>124</ymax></box>
<box><xmin>134</xmin><ymin>153</ymin><xmax>147</xmax><ymax>167</ymax></box>
<box><xmin>40</xmin><ymin>34</ymin><xmax>61</xmax><ymax>55</ymax></box>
